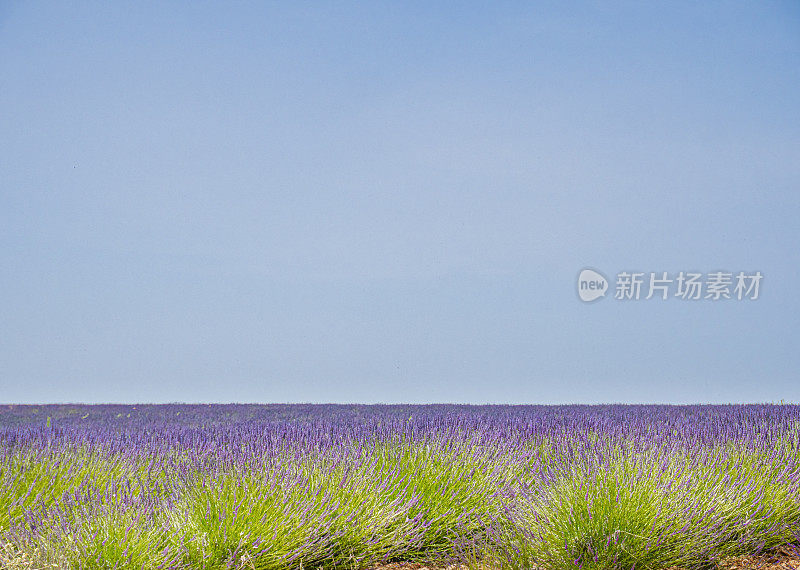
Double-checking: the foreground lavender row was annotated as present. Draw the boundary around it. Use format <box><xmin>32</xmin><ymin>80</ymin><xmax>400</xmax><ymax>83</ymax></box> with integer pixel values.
<box><xmin>1</xmin><ymin>404</ymin><xmax>799</xmax><ymax>569</ymax></box>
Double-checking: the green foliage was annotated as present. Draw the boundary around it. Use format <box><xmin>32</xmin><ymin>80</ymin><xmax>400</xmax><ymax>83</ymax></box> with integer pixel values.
<box><xmin>1</xmin><ymin>436</ymin><xmax>800</xmax><ymax>569</ymax></box>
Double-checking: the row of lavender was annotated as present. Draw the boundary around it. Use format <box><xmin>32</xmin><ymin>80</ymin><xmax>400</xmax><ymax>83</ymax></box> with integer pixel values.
<box><xmin>1</xmin><ymin>404</ymin><xmax>799</xmax><ymax>569</ymax></box>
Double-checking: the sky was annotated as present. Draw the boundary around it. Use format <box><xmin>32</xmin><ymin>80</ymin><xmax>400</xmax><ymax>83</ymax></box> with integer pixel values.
<box><xmin>1</xmin><ymin>2</ymin><xmax>799</xmax><ymax>404</ymax></box>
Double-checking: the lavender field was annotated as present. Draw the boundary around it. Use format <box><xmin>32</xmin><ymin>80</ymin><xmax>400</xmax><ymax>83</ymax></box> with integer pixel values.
<box><xmin>1</xmin><ymin>404</ymin><xmax>799</xmax><ymax>570</ymax></box>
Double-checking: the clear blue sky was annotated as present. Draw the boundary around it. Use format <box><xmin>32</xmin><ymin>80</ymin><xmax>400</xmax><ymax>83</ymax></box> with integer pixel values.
<box><xmin>1</xmin><ymin>2</ymin><xmax>798</xmax><ymax>404</ymax></box>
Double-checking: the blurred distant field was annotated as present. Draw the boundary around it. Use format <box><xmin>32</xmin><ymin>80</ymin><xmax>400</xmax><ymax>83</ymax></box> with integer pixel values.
<box><xmin>1</xmin><ymin>404</ymin><xmax>799</xmax><ymax>569</ymax></box>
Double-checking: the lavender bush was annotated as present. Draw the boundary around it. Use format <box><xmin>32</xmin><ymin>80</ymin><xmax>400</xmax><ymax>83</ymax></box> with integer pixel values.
<box><xmin>1</xmin><ymin>404</ymin><xmax>799</xmax><ymax>569</ymax></box>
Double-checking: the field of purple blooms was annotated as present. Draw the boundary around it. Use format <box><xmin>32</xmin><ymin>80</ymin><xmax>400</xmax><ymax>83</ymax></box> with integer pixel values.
<box><xmin>1</xmin><ymin>404</ymin><xmax>799</xmax><ymax>570</ymax></box>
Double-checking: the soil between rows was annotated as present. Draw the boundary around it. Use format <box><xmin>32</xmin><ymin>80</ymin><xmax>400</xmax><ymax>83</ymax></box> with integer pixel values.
<box><xmin>368</xmin><ymin>547</ymin><xmax>800</xmax><ymax>570</ymax></box>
